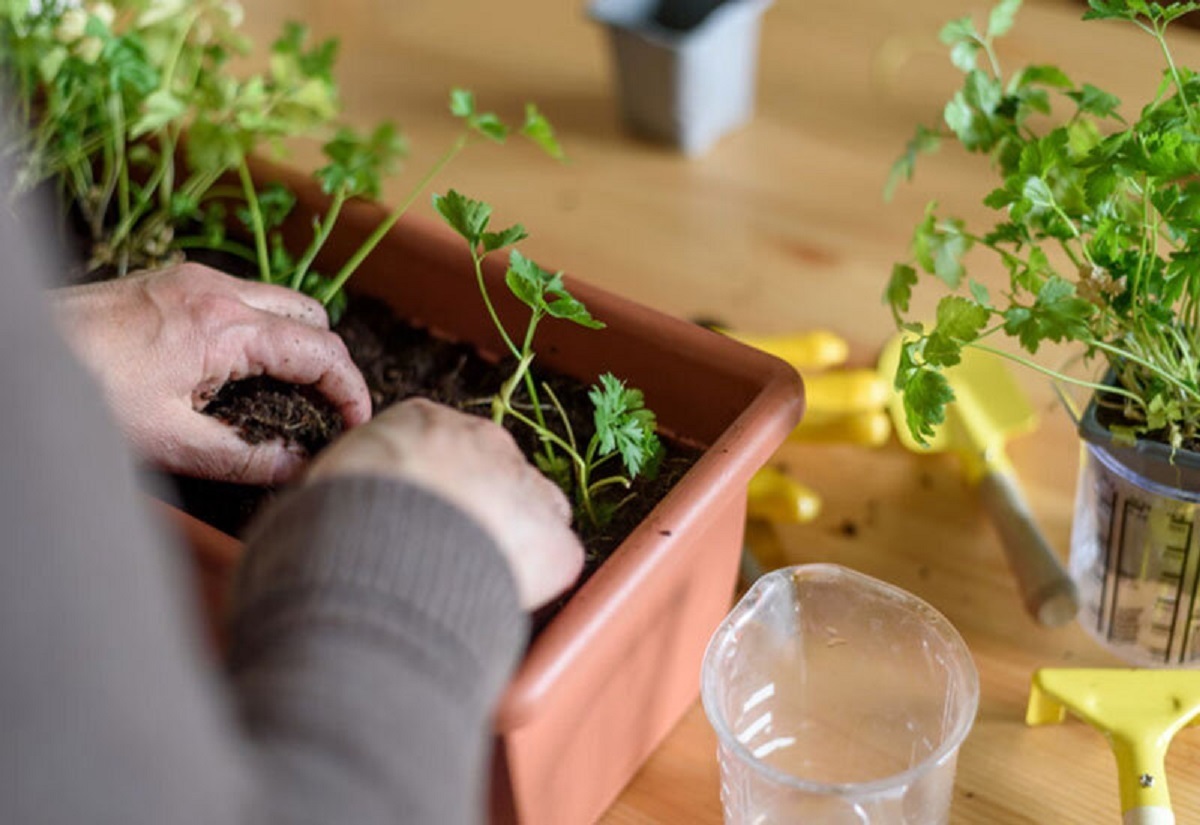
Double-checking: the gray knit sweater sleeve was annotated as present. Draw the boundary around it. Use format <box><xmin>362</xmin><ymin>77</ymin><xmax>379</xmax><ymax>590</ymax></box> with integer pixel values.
<box><xmin>0</xmin><ymin>165</ymin><xmax>526</xmax><ymax>825</ymax></box>
<box><xmin>230</xmin><ymin>479</ymin><xmax>527</xmax><ymax>825</ymax></box>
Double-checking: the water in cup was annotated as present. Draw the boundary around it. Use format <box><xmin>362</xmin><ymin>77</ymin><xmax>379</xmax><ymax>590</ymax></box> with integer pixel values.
<box><xmin>701</xmin><ymin>564</ymin><xmax>979</xmax><ymax>824</ymax></box>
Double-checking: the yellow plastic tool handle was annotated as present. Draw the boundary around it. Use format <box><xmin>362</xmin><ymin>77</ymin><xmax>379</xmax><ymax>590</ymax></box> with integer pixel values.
<box><xmin>802</xmin><ymin>369</ymin><xmax>890</xmax><ymax>416</ymax></box>
<box><xmin>746</xmin><ymin>467</ymin><xmax>820</xmax><ymax>524</ymax></box>
<box><xmin>1113</xmin><ymin>735</ymin><xmax>1174</xmax><ymax>823</ymax></box>
<box><xmin>725</xmin><ymin>329</ymin><xmax>849</xmax><ymax>371</ymax></box>
<box><xmin>789</xmin><ymin>409</ymin><xmax>892</xmax><ymax>447</ymax></box>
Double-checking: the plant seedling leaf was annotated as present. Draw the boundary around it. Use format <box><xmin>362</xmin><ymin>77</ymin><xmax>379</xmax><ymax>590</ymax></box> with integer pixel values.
<box><xmin>988</xmin><ymin>0</ymin><xmax>1022</xmax><ymax>38</ymax></box>
<box><xmin>482</xmin><ymin>224</ymin><xmax>529</xmax><ymax>253</ymax></box>
<box><xmin>469</xmin><ymin>112</ymin><xmax>509</xmax><ymax>142</ymax></box>
<box><xmin>590</xmin><ymin>373</ymin><xmax>661</xmax><ymax>477</ymax></box>
<box><xmin>433</xmin><ymin>189</ymin><xmax>491</xmax><ymax>246</ymax></box>
<box><xmin>449</xmin><ymin>87</ymin><xmax>476</xmax><ymax>118</ymax></box>
<box><xmin>521</xmin><ymin>103</ymin><xmax>564</xmax><ymax>160</ymax></box>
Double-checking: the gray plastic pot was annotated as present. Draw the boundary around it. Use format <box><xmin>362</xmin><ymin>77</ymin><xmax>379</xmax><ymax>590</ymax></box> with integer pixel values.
<box><xmin>589</xmin><ymin>0</ymin><xmax>773</xmax><ymax>156</ymax></box>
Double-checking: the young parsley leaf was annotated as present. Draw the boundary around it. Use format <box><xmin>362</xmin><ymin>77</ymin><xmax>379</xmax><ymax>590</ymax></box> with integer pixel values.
<box><xmin>504</xmin><ymin>249</ymin><xmax>605</xmax><ymax>329</ymax></box>
<box><xmin>521</xmin><ymin>103</ymin><xmax>564</xmax><ymax>160</ymax></box>
<box><xmin>433</xmin><ymin>189</ymin><xmax>492</xmax><ymax>247</ymax></box>
<box><xmin>589</xmin><ymin>373</ymin><xmax>662</xmax><ymax>477</ymax></box>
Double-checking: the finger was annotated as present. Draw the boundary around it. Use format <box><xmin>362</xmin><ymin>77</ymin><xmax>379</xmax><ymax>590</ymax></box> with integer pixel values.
<box><xmin>526</xmin><ymin>465</ymin><xmax>573</xmax><ymax>525</ymax></box>
<box><xmin>155</xmin><ymin>407</ymin><xmax>307</xmax><ymax>485</ymax></box>
<box><xmin>236</xmin><ymin>314</ymin><xmax>372</xmax><ymax>427</ymax></box>
<box><xmin>232</xmin><ymin>279</ymin><xmax>331</xmax><ymax>329</ymax></box>
<box><xmin>520</xmin><ymin>521</ymin><xmax>585</xmax><ymax>610</ymax></box>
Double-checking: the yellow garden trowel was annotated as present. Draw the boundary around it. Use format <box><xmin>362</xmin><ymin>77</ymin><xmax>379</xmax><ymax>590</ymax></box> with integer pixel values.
<box><xmin>1028</xmin><ymin>668</ymin><xmax>1200</xmax><ymax>824</ymax></box>
<box><xmin>879</xmin><ymin>335</ymin><xmax>1079</xmax><ymax>627</ymax></box>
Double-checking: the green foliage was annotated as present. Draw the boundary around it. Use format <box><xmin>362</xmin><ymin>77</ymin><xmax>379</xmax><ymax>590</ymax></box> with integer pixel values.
<box><xmin>3</xmin><ymin>4</ymin><xmax>565</xmax><ymax>321</ymax></box>
<box><xmin>886</xmin><ymin>0</ymin><xmax>1200</xmax><ymax>448</ymax></box>
<box><xmin>589</xmin><ymin>374</ymin><xmax>661</xmax><ymax>478</ymax></box>
<box><xmin>435</xmin><ymin>188</ymin><xmax>661</xmax><ymax>528</ymax></box>
<box><xmin>2</xmin><ymin>2</ymin><xmax>348</xmax><ymax>277</ymax></box>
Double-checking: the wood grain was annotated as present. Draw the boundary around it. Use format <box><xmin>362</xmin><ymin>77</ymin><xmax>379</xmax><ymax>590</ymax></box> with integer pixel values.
<box><xmin>238</xmin><ymin>2</ymin><xmax>1200</xmax><ymax>821</ymax></box>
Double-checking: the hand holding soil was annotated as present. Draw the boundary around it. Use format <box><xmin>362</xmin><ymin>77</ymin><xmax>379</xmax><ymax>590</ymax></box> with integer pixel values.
<box><xmin>308</xmin><ymin>397</ymin><xmax>585</xmax><ymax>610</ymax></box>
<box><xmin>50</xmin><ymin>263</ymin><xmax>371</xmax><ymax>484</ymax></box>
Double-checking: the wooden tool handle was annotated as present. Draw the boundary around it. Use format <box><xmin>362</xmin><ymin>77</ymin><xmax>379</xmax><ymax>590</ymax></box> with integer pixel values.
<box><xmin>978</xmin><ymin>470</ymin><xmax>1080</xmax><ymax>628</ymax></box>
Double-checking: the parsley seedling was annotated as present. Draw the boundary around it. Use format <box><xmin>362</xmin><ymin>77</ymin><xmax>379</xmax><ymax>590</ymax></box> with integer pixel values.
<box><xmin>434</xmin><ymin>188</ymin><xmax>663</xmax><ymax>528</ymax></box>
<box><xmin>887</xmin><ymin>0</ymin><xmax>1200</xmax><ymax>451</ymax></box>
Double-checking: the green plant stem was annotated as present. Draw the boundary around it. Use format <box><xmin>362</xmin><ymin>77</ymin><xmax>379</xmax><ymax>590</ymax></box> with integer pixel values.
<box><xmin>1152</xmin><ymin>23</ymin><xmax>1194</xmax><ymax>121</ymax></box>
<box><xmin>1088</xmin><ymin>337</ymin><xmax>1200</xmax><ymax>402</ymax></box>
<box><xmin>174</xmin><ymin>235</ymin><xmax>257</xmax><ymax>261</ymax></box>
<box><xmin>517</xmin><ymin>314</ymin><xmax>556</xmax><ymax>457</ymax></box>
<box><xmin>107</xmin><ymin>153</ymin><xmax>171</xmax><ymax>251</ymax></box>
<box><xmin>109</xmin><ymin>97</ymin><xmax>131</xmax><ymax>270</ymax></box>
<box><xmin>587</xmin><ymin>474</ymin><xmax>631</xmax><ymax>497</ymax></box>
<box><xmin>158</xmin><ymin>131</ymin><xmax>176</xmax><ymax>214</ymax></box>
<box><xmin>1049</xmin><ymin>201</ymin><xmax>1094</xmax><ymax>267</ymax></box>
<box><xmin>541</xmin><ymin>380</ymin><xmax>578</xmax><ymax>454</ymax></box>
<box><xmin>470</xmin><ymin>250</ymin><xmax>520</xmax><ymax>359</ymax></box>
<box><xmin>502</xmin><ymin>403</ymin><xmax>583</xmax><ymax>475</ymax></box>
<box><xmin>159</xmin><ymin>11</ymin><xmax>199</xmax><ymax>94</ymax></box>
<box><xmin>500</xmin><ymin>385</ymin><xmax>602</xmax><ymax>524</ymax></box>
<box><xmin>237</xmin><ymin>159</ymin><xmax>271</xmax><ymax>281</ymax></box>
<box><xmin>151</xmin><ymin>11</ymin><xmax>199</xmax><ymax>216</ymax></box>
<box><xmin>291</xmin><ymin>186</ymin><xmax>347</xmax><ymax>290</ymax></box>
<box><xmin>494</xmin><ymin>352</ymin><xmax>535</xmax><ymax>425</ymax></box>
<box><xmin>95</xmin><ymin>122</ymin><xmax>117</xmax><ymax>240</ymax></box>
<box><xmin>967</xmin><ymin>340</ymin><xmax>1147</xmax><ymax>410</ymax></box>
<box><xmin>320</xmin><ymin>132</ymin><xmax>470</xmax><ymax>304</ymax></box>
<box><xmin>981</xmin><ymin>36</ymin><xmax>1002</xmax><ymax>78</ymax></box>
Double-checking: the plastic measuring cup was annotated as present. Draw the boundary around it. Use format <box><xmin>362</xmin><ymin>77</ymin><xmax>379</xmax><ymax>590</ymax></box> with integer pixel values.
<box><xmin>1068</xmin><ymin>395</ymin><xmax>1200</xmax><ymax>667</ymax></box>
<box><xmin>700</xmin><ymin>564</ymin><xmax>979</xmax><ymax>824</ymax></box>
<box><xmin>1071</xmin><ymin>439</ymin><xmax>1200</xmax><ymax>666</ymax></box>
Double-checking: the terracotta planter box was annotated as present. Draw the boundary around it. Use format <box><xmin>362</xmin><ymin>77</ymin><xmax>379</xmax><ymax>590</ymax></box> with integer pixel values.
<box><xmin>167</xmin><ymin>161</ymin><xmax>804</xmax><ymax>825</ymax></box>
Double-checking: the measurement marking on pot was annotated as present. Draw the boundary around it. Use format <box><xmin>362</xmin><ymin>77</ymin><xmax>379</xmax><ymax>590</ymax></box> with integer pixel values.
<box><xmin>1107</xmin><ymin>498</ymin><xmax>1141</xmax><ymax>644</ymax></box>
<box><xmin>1098</xmin><ymin>487</ymin><xmax>1118</xmax><ymax>636</ymax></box>
<box><xmin>1180</xmin><ymin>541</ymin><xmax>1200</xmax><ymax>664</ymax></box>
<box><xmin>1076</xmin><ymin>440</ymin><xmax>1200</xmax><ymax>665</ymax></box>
<box><xmin>1161</xmin><ymin>516</ymin><xmax>1193</xmax><ymax>663</ymax></box>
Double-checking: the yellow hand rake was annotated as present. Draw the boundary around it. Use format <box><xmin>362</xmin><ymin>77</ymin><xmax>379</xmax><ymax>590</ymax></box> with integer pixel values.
<box><xmin>1027</xmin><ymin>668</ymin><xmax>1200</xmax><ymax>824</ymax></box>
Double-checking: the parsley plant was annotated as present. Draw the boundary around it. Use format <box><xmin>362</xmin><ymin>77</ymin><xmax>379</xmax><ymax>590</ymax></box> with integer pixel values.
<box><xmin>434</xmin><ymin>189</ymin><xmax>663</xmax><ymax>528</ymax></box>
<box><xmin>887</xmin><ymin>0</ymin><xmax>1200</xmax><ymax>451</ymax></box>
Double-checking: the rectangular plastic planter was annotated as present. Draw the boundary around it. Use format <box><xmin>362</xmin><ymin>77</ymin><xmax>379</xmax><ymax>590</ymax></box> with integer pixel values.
<box><xmin>168</xmin><ymin>160</ymin><xmax>805</xmax><ymax>825</ymax></box>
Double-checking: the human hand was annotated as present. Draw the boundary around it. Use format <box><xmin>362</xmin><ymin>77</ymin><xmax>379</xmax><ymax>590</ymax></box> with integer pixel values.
<box><xmin>51</xmin><ymin>263</ymin><xmax>371</xmax><ymax>484</ymax></box>
<box><xmin>307</xmin><ymin>398</ymin><xmax>584</xmax><ymax>610</ymax></box>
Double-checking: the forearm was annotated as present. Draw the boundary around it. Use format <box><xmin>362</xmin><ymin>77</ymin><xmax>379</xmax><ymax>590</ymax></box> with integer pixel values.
<box><xmin>230</xmin><ymin>478</ymin><xmax>527</xmax><ymax>825</ymax></box>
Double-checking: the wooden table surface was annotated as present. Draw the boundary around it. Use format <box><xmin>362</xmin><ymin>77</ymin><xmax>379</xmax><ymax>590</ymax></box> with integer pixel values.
<box><xmin>242</xmin><ymin>1</ymin><xmax>1200</xmax><ymax>821</ymax></box>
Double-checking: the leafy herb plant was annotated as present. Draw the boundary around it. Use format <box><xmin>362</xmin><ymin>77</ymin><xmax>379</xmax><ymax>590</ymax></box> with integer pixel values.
<box><xmin>886</xmin><ymin>0</ymin><xmax>1200</xmax><ymax>451</ymax></box>
<box><xmin>434</xmin><ymin>189</ymin><xmax>663</xmax><ymax>529</ymax></box>
<box><xmin>1</xmin><ymin>2</ymin><xmax>560</xmax><ymax>321</ymax></box>
<box><xmin>3</xmin><ymin>1</ymin><xmax>340</xmax><ymax>276</ymax></box>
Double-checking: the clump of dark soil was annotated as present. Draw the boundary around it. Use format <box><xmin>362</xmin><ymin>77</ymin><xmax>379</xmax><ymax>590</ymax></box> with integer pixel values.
<box><xmin>205</xmin><ymin>376</ymin><xmax>344</xmax><ymax>455</ymax></box>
